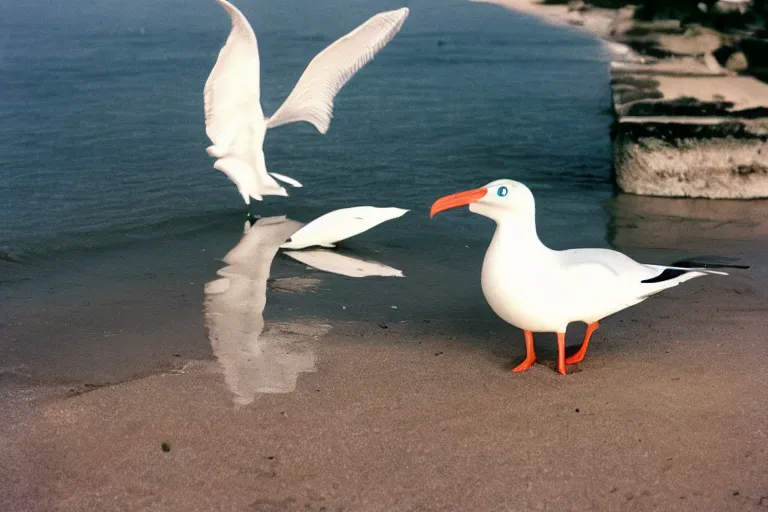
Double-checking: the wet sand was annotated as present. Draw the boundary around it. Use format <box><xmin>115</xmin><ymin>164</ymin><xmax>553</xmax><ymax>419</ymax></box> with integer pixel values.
<box><xmin>1</xmin><ymin>196</ymin><xmax>767</xmax><ymax>511</ymax></box>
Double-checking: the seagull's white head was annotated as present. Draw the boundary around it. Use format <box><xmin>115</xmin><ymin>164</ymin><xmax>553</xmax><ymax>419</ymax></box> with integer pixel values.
<box><xmin>430</xmin><ymin>179</ymin><xmax>535</xmax><ymax>223</ymax></box>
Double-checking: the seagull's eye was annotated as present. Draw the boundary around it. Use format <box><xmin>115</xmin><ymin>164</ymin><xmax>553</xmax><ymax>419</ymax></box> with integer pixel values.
<box><xmin>497</xmin><ymin>186</ymin><xmax>508</xmax><ymax>197</ymax></box>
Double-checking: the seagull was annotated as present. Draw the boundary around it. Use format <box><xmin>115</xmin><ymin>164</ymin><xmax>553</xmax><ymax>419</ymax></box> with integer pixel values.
<box><xmin>280</xmin><ymin>206</ymin><xmax>408</xmax><ymax>250</ymax></box>
<box><xmin>430</xmin><ymin>179</ymin><xmax>731</xmax><ymax>375</ymax></box>
<box><xmin>204</xmin><ymin>0</ymin><xmax>409</xmax><ymax>204</ymax></box>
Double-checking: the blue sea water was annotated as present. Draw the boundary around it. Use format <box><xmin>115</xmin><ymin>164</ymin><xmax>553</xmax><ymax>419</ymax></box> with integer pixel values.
<box><xmin>0</xmin><ymin>0</ymin><xmax>613</xmax><ymax>265</ymax></box>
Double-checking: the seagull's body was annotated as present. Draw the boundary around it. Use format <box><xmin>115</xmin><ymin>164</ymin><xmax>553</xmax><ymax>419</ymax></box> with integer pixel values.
<box><xmin>480</xmin><ymin>231</ymin><xmax>703</xmax><ymax>334</ymax></box>
<box><xmin>204</xmin><ymin>0</ymin><xmax>409</xmax><ymax>203</ymax></box>
<box><xmin>430</xmin><ymin>179</ymin><xmax>729</xmax><ymax>375</ymax></box>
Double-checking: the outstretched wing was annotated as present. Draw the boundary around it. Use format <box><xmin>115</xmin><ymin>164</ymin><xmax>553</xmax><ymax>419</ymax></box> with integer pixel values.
<box><xmin>266</xmin><ymin>8</ymin><xmax>409</xmax><ymax>134</ymax></box>
<box><xmin>280</xmin><ymin>206</ymin><xmax>409</xmax><ymax>250</ymax></box>
<box><xmin>204</xmin><ymin>0</ymin><xmax>262</xmax><ymax>149</ymax></box>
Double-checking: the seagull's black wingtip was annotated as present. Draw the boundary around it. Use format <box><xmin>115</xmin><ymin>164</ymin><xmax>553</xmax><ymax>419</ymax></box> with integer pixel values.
<box><xmin>671</xmin><ymin>259</ymin><xmax>750</xmax><ymax>270</ymax></box>
<box><xmin>642</xmin><ymin>268</ymin><xmax>689</xmax><ymax>284</ymax></box>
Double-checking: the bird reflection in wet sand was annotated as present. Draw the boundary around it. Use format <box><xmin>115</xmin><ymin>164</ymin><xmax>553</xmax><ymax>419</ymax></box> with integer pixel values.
<box><xmin>284</xmin><ymin>249</ymin><xmax>404</xmax><ymax>278</ymax></box>
<box><xmin>205</xmin><ymin>215</ymin><xmax>405</xmax><ymax>405</ymax></box>
<box><xmin>206</xmin><ymin>216</ymin><xmax>318</xmax><ymax>404</ymax></box>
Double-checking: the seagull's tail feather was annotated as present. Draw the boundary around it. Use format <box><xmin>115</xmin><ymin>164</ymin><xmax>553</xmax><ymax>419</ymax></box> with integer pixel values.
<box><xmin>213</xmin><ymin>157</ymin><xmax>255</xmax><ymax>204</ymax></box>
<box><xmin>269</xmin><ymin>172</ymin><xmax>303</xmax><ymax>188</ymax></box>
<box><xmin>638</xmin><ymin>265</ymin><xmax>727</xmax><ymax>299</ymax></box>
<box><xmin>213</xmin><ymin>156</ymin><xmax>289</xmax><ymax>204</ymax></box>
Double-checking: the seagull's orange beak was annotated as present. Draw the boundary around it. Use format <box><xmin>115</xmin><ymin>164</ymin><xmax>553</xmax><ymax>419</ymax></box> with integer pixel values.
<box><xmin>430</xmin><ymin>188</ymin><xmax>488</xmax><ymax>218</ymax></box>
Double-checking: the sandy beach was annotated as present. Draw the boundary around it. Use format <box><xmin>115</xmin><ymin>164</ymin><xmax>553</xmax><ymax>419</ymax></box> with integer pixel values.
<box><xmin>2</xmin><ymin>194</ymin><xmax>767</xmax><ymax>511</ymax></box>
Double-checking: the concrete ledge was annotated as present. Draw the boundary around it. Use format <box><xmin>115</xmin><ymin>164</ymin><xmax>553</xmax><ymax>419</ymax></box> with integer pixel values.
<box><xmin>613</xmin><ymin>117</ymin><xmax>768</xmax><ymax>199</ymax></box>
<box><xmin>611</xmin><ymin>67</ymin><xmax>768</xmax><ymax>198</ymax></box>
<box><xmin>610</xmin><ymin>58</ymin><xmax>726</xmax><ymax>77</ymax></box>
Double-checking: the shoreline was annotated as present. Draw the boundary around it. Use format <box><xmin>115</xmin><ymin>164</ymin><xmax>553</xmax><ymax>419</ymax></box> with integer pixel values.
<box><xmin>475</xmin><ymin>0</ymin><xmax>768</xmax><ymax>199</ymax></box>
<box><xmin>3</xmin><ymin>275</ymin><xmax>767</xmax><ymax>510</ymax></box>
<box><xmin>2</xmin><ymin>190</ymin><xmax>767</xmax><ymax>509</ymax></box>
<box><xmin>470</xmin><ymin>0</ymin><xmax>622</xmax><ymax>40</ymax></box>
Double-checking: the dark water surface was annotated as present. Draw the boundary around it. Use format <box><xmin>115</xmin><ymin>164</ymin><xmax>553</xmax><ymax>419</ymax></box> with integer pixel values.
<box><xmin>0</xmin><ymin>0</ymin><xmax>629</xmax><ymax>385</ymax></box>
<box><xmin>0</xmin><ymin>0</ymin><xmax>614</xmax><ymax>262</ymax></box>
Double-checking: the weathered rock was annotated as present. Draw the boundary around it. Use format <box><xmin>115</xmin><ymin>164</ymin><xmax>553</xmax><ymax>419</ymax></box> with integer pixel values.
<box><xmin>567</xmin><ymin>0</ymin><xmax>588</xmax><ymax>13</ymax></box>
<box><xmin>725</xmin><ymin>51</ymin><xmax>749</xmax><ymax>72</ymax></box>
<box><xmin>714</xmin><ymin>0</ymin><xmax>753</xmax><ymax>15</ymax></box>
<box><xmin>611</xmin><ymin>68</ymin><xmax>768</xmax><ymax>198</ymax></box>
<box><xmin>612</xmin><ymin>73</ymin><xmax>768</xmax><ymax>116</ymax></box>
<box><xmin>611</xmin><ymin>57</ymin><xmax>727</xmax><ymax>76</ymax></box>
<box><xmin>656</xmin><ymin>26</ymin><xmax>723</xmax><ymax>56</ymax></box>
<box><xmin>703</xmin><ymin>52</ymin><xmax>725</xmax><ymax>73</ymax></box>
<box><xmin>614</xmin><ymin>23</ymin><xmax>723</xmax><ymax>58</ymax></box>
<box><xmin>608</xmin><ymin>5</ymin><xmax>638</xmax><ymax>37</ymax></box>
<box><xmin>613</xmin><ymin>117</ymin><xmax>768</xmax><ymax>199</ymax></box>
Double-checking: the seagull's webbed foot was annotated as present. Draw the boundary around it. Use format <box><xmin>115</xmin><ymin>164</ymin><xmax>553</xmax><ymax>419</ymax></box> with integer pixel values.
<box><xmin>512</xmin><ymin>330</ymin><xmax>536</xmax><ymax>372</ymax></box>
<box><xmin>565</xmin><ymin>321</ymin><xmax>599</xmax><ymax>365</ymax></box>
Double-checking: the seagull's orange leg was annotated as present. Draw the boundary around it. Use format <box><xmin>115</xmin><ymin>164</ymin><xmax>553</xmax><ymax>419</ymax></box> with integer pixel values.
<box><xmin>565</xmin><ymin>322</ymin><xmax>599</xmax><ymax>365</ymax></box>
<box><xmin>512</xmin><ymin>330</ymin><xmax>536</xmax><ymax>372</ymax></box>
<box><xmin>557</xmin><ymin>332</ymin><xmax>567</xmax><ymax>375</ymax></box>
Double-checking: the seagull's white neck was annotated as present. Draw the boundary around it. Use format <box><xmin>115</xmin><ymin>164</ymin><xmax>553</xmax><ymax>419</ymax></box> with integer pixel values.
<box><xmin>489</xmin><ymin>212</ymin><xmax>548</xmax><ymax>255</ymax></box>
<box><xmin>480</xmin><ymin>211</ymin><xmax>554</xmax><ymax>318</ymax></box>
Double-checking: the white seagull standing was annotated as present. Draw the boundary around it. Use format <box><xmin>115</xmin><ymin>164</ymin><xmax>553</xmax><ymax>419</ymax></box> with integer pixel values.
<box><xmin>204</xmin><ymin>0</ymin><xmax>409</xmax><ymax>203</ymax></box>
<box><xmin>430</xmin><ymin>179</ymin><xmax>730</xmax><ymax>375</ymax></box>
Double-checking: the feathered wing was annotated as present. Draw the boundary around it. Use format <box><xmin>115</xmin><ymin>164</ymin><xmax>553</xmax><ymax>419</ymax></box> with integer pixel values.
<box><xmin>266</xmin><ymin>7</ymin><xmax>409</xmax><ymax>133</ymax></box>
<box><xmin>562</xmin><ymin>249</ymin><xmax>728</xmax><ymax>286</ymax></box>
<box><xmin>204</xmin><ymin>0</ymin><xmax>262</xmax><ymax>153</ymax></box>
<box><xmin>280</xmin><ymin>206</ymin><xmax>408</xmax><ymax>250</ymax></box>
<box><xmin>554</xmin><ymin>252</ymin><xmax>727</xmax><ymax>323</ymax></box>
<box><xmin>559</xmin><ymin>248</ymin><xmax>658</xmax><ymax>280</ymax></box>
